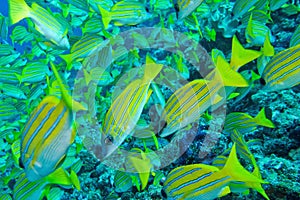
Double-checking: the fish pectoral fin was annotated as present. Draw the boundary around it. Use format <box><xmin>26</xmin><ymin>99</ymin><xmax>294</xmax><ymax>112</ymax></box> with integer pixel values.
<box><xmin>218</xmin><ymin>186</ymin><xmax>231</xmax><ymax>197</ymax></box>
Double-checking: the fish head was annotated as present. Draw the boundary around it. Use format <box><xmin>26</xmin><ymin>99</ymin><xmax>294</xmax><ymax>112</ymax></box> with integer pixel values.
<box><xmin>96</xmin><ymin>132</ymin><xmax>119</xmax><ymax>161</ymax></box>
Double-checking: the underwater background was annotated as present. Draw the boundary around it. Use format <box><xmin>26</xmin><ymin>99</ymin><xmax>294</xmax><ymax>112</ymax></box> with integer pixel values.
<box><xmin>0</xmin><ymin>0</ymin><xmax>300</xmax><ymax>199</ymax></box>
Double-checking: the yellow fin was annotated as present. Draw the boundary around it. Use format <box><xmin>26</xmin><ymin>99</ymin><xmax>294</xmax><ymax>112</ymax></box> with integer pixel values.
<box><xmin>142</xmin><ymin>55</ymin><xmax>163</xmax><ymax>84</ymax></box>
<box><xmin>222</xmin><ymin>143</ymin><xmax>267</xmax><ymax>184</ymax></box>
<box><xmin>8</xmin><ymin>0</ymin><xmax>31</xmax><ymax>24</ymax></box>
<box><xmin>219</xmin><ymin>186</ymin><xmax>231</xmax><ymax>198</ymax></box>
<box><xmin>215</xmin><ymin>56</ymin><xmax>249</xmax><ymax>87</ymax></box>
<box><xmin>60</xmin><ymin>54</ymin><xmax>73</xmax><ymax>70</ymax></box>
<box><xmin>50</xmin><ymin>62</ymin><xmax>87</xmax><ymax>112</ymax></box>
<box><xmin>262</xmin><ymin>32</ymin><xmax>275</xmax><ymax>56</ymax></box>
<box><xmin>98</xmin><ymin>6</ymin><xmax>111</xmax><ymax>29</ymax></box>
<box><xmin>230</xmin><ymin>35</ymin><xmax>262</xmax><ymax>71</ymax></box>
<box><xmin>254</xmin><ymin>108</ymin><xmax>275</xmax><ymax>128</ymax></box>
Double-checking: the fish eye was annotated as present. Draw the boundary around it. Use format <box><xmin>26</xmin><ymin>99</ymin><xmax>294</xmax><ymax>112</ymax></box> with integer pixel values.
<box><xmin>105</xmin><ymin>135</ymin><xmax>114</xmax><ymax>145</ymax></box>
<box><xmin>19</xmin><ymin>158</ymin><xmax>24</xmax><ymax>169</ymax></box>
<box><xmin>174</xmin><ymin>3</ymin><xmax>179</xmax><ymax>13</ymax></box>
<box><xmin>161</xmin><ymin>188</ymin><xmax>167</xmax><ymax>199</ymax></box>
<box><xmin>260</xmin><ymin>78</ymin><xmax>266</xmax><ymax>86</ymax></box>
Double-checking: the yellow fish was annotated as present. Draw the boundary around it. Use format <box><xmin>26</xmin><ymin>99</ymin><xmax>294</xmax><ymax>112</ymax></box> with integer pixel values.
<box><xmin>262</xmin><ymin>44</ymin><xmax>300</xmax><ymax>91</ymax></box>
<box><xmin>159</xmin><ymin>55</ymin><xmax>248</xmax><ymax>137</ymax></box>
<box><xmin>20</xmin><ymin>62</ymin><xmax>85</xmax><ymax>182</ymax></box>
<box><xmin>100</xmin><ymin>55</ymin><xmax>163</xmax><ymax>159</ymax></box>
<box><xmin>9</xmin><ymin>0</ymin><xmax>70</xmax><ymax>49</ymax></box>
<box><xmin>163</xmin><ymin>143</ymin><xmax>267</xmax><ymax>200</ymax></box>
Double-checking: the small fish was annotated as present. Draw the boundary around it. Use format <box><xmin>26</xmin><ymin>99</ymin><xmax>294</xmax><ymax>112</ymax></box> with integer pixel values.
<box><xmin>232</xmin><ymin>0</ymin><xmax>258</xmax><ymax>19</ymax></box>
<box><xmin>101</xmin><ymin>55</ymin><xmax>163</xmax><ymax>159</ymax></box>
<box><xmin>8</xmin><ymin>0</ymin><xmax>70</xmax><ymax>49</ymax></box>
<box><xmin>13</xmin><ymin>168</ymin><xmax>80</xmax><ymax>200</ymax></box>
<box><xmin>246</xmin><ymin>14</ymin><xmax>274</xmax><ymax>46</ymax></box>
<box><xmin>129</xmin><ymin>154</ymin><xmax>152</xmax><ymax>190</ymax></box>
<box><xmin>163</xmin><ymin>143</ymin><xmax>267</xmax><ymax>200</ymax></box>
<box><xmin>82</xmin><ymin>16</ymin><xmax>103</xmax><ymax>34</ymax></box>
<box><xmin>99</xmin><ymin>0</ymin><xmax>151</xmax><ymax>29</ymax></box>
<box><xmin>153</xmin><ymin>0</ymin><xmax>173</xmax><ymax>12</ymax></box>
<box><xmin>261</xmin><ymin>44</ymin><xmax>300</xmax><ymax>91</ymax></box>
<box><xmin>0</xmin><ymin>68</ymin><xmax>21</xmax><ymax>84</ymax></box>
<box><xmin>224</xmin><ymin>108</ymin><xmax>275</xmax><ymax>135</ymax></box>
<box><xmin>16</xmin><ymin>61</ymin><xmax>50</xmax><ymax>83</ymax></box>
<box><xmin>213</xmin><ymin>130</ymin><xmax>270</xmax><ymax>200</ymax></box>
<box><xmin>20</xmin><ymin>62</ymin><xmax>86</xmax><ymax>182</ymax></box>
<box><xmin>0</xmin><ymin>14</ymin><xmax>8</xmax><ymax>42</ymax></box>
<box><xmin>269</xmin><ymin>0</ymin><xmax>288</xmax><ymax>11</ymax></box>
<box><xmin>0</xmin><ymin>102</ymin><xmax>19</xmax><ymax>121</ymax></box>
<box><xmin>290</xmin><ymin>25</ymin><xmax>300</xmax><ymax>47</ymax></box>
<box><xmin>114</xmin><ymin>170</ymin><xmax>133</xmax><ymax>193</ymax></box>
<box><xmin>67</xmin><ymin>0</ymin><xmax>90</xmax><ymax>12</ymax></box>
<box><xmin>159</xmin><ymin>55</ymin><xmax>249</xmax><ymax>137</ymax></box>
<box><xmin>0</xmin><ymin>83</ymin><xmax>27</xmax><ymax>99</ymax></box>
<box><xmin>10</xmin><ymin>25</ymin><xmax>34</xmax><ymax>45</ymax></box>
<box><xmin>60</xmin><ymin>34</ymin><xmax>103</xmax><ymax>70</ymax></box>
<box><xmin>0</xmin><ymin>52</ymin><xmax>20</xmax><ymax>66</ymax></box>
<box><xmin>0</xmin><ymin>43</ymin><xmax>17</xmax><ymax>56</ymax></box>
<box><xmin>176</xmin><ymin>0</ymin><xmax>204</xmax><ymax>20</ymax></box>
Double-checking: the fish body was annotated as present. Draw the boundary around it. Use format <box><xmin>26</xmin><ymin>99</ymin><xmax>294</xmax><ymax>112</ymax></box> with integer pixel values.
<box><xmin>99</xmin><ymin>0</ymin><xmax>151</xmax><ymax>29</ymax></box>
<box><xmin>0</xmin><ymin>68</ymin><xmax>21</xmax><ymax>84</ymax></box>
<box><xmin>163</xmin><ymin>143</ymin><xmax>266</xmax><ymax>200</ymax></box>
<box><xmin>16</xmin><ymin>61</ymin><xmax>50</xmax><ymax>84</ymax></box>
<box><xmin>20</xmin><ymin>63</ymin><xmax>85</xmax><ymax>182</ymax></box>
<box><xmin>213</xmin><ymin>130</ymin><xmax>270</xmax><ymax>200</ymax></box>
<box><xmin>60</xmin><ymin>34</ymin><xmax>103</xmax><ymax>70</ymax></box>
<box><xmin>0</xmin><ymin>83</ymin><xmax>27</xmax><ymax>99</ymax></box>
<box><xmin>262</xmin><ymin>44</ymin><xmax>300</xmax><ymax>91</ymax></box>
<box><xmin>20</xmin><ymin>96</ymin><xmax>75</xmax><ymax>182</ymax></box>
<box><xmin>232</xmin><ymin>0</ymin><xmax>258</xmax><ymax>19</ymax></box>
<box><xmin>101</xmin><ymin>56</ymin><xmax>163</xmax><ymax>159</ymax></box>
<box><xmin>160</xmin><ymin>56</ymin><xmax>249</xmax><ymax>137</ymax></box>
<box><xmin>246</xmin><ymin>14</ymin><xmax>273</xmax><ymax>46</ymax></box>
<box><xmin>0</xmin><ymin>102</ymin><xmax>19</xmax><ymax>121</ymax></box>
<box><xmin>177</xmin><ymin>0</ymin><xmax>204</xmax><ymax>20</ymax></box>
<box><xmin>290</xmin><ymin>25</ymin><xmax>300</xmax><ymax>47</ymax></box>
<box><xmin>8</xmin><ymin>0</ymin><xmax>70</xmax><ymax>49</ymax></box>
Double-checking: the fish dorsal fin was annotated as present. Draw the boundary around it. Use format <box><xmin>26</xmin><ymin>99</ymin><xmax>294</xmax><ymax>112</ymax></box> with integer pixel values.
<box><xmin>50</xmin><ymin>62</ymin><xmax>86</xmax><ymax>112</ymax></box>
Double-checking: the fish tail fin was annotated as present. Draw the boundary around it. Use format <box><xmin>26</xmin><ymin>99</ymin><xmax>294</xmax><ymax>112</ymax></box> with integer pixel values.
<box><xmin>252</xmin><ymin>166</ymin><xmax>270</xmax><ymax>200</ymax></box>
<box><xmin>222</xmin><ymin>143</ymin><xmax>267</xmax><ymax>184</ymax></box>
<box><xmin>262</xmin><ymin>32</ymin><xmax>274</xmax><ymax>57</ymax></box>
<box><xmin>8</xmin><ymin>0</ymin><xmax>30</xmax><ymax>24</ymax></box>
<box><xmin>60</xmin><ymin>54</ymin><xmax>73</xmax><ymax>70</ymax></box>
<box><xmin>98</xmin><ymin>6</ymin><xmax>111</xmax><ymax>29</ymax></box>
<box><xmin>230</xmin><ymin>35</ymin><xmax>262</xmax><ymax>71</ymax></box>
<box><xmin>214</xmin><ymin>56</ymin><xmax>249</xmax><ymax>87</ymax></box>
<box><xmin>142</xmin><ymin>55</ymin><xmax>163</xmax><ymax>84</ymax></box>
<box><xmin>14</xmin><ymin>73</ymin><xmax>22</xmax><ymax>84</ymax></box>
<box><xmin>254</xmin><ymin>108</ymin><xmax>275</xmax><ymax>128</ymax></box>
<box><xmin>70</xmin><ymin>170</ymin><xmax>81</xmax><ymax>190</ymax></box>
<box><xmin>45</xmin><ymin>168</ymin><xmax>73</xmax><ymax>186</ymax></box>
<box><xmin>50</xmin><ymin>62</ymin><xmax>87</xmax><ymax>112</ymax></box>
